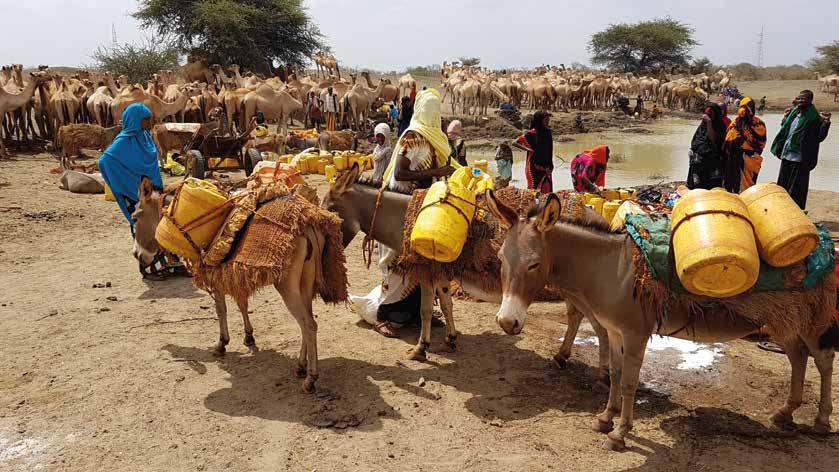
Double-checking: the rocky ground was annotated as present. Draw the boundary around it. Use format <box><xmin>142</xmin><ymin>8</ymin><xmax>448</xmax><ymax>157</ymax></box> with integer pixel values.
<box><xmin>1</xmin><ymin>151</ymin><xmax>839</xmax><ymax>471</ymax></box>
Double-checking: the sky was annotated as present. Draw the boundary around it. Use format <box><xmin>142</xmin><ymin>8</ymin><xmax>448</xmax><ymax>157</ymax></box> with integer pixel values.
<box><xmin>2</xmin><ymin>0</ymin><xmax>836</xmax><ymax>71</ymax></box>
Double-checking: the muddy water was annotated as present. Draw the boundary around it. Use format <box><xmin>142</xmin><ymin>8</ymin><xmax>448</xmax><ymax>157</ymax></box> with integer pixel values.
<box><xmin>476</xmin><ymin>114</ymin><xmax>837</xmax><ymax>190</ymax></box>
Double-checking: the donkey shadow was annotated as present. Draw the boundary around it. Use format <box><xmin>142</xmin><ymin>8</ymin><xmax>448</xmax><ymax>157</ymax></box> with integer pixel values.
<box><xmin>162</xmin><ymin>329</ymin><xmax>681</xmax><ymax>428</ymax></box>
<box><xmin>623</xmin><ymin>407</ymin><xmax>839</xmax><ymax>470</ymax></box>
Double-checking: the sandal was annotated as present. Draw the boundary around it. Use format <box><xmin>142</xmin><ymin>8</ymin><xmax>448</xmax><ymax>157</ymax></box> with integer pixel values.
<box><xmin>757</xmin><ymin>341</ymin><xmax>786</xmax><ymax>354</ymax></box>
<box><xmin>374</xmin><ymin>321</ymin><xmax>399</xmax><ymax>338</ymax></box>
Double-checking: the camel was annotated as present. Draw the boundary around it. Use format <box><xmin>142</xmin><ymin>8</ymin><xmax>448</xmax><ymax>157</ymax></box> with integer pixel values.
<box><xmin>2</xmin><ymin>64</ymin><xmax>32</xmax><ymax>142</ymax></box>
<box><xmin>486</xmin><ymin>191</ymin><xmax>838</xmax><ymax>452</ymax></box>
<box><xmin>478</xmin><ymin>81</ymin><xmax>508</xmax><ymax>116</ymax></box>
<box><xmin>398</xmin><ymin>73</ymin><xmax>416</xmax><ymax>97</ymax></box>
<box><xmin>341</xmin><ymin>80</ymin><xmax>384</xmax><ymax>130</ymax></box>
<box><xmin>142</xmin><ymin>87</ymin><xmax>199</xmax><ymax>122</ymax></box>
<box><xmin>0</xmin><ymin>71</ymin><xmax>48</xmax><ymax>157</ymax></box>
<box><xmin>313</xmin><ymin>52</ymin><xmax>341</xmax><ymax>80</ymax></box>
<box><xmin>360</xmin><ymin>71</ymin><xmax>399</xmax><ymax>104</ymax></box>
<box><xmin>86</xmin><ymin>86</ymin><xmax>113</xmax><ymax>127</ymax></box>
<box><xmin>242</xmin><ymin>84</ymin><xmax>303</xmax><ymax>136</ymax></box>
<box><xmin>181</xmin><ymin>56</ymin><xmax>215</xmax><ymax>84</ymax></box>
<box><xmin>49</xmin><ymin>76</ymin><xmax>81</xmax><ymax>135</ymax></box>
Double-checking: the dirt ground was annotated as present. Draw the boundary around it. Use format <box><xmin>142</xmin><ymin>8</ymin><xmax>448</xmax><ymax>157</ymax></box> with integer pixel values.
<box><xmin>2</xmin><ymin>151</ymin><xmax>839</xmax><ymax>471</ymax></box>
<box><xmin>738</xmin><ymin>80</ymin><xmax>839</xmax><ymax>112</ymax></box>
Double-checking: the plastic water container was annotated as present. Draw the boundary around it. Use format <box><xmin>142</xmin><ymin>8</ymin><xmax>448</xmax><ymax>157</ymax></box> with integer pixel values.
<box><xmin>583</xmin><ymin>193</ymin><xmax>597</xmax><ymax>204</ymax></box>
<box><xmin>410</xmin><ymin>181</ymin><xmax>476</xmax><ymax>262</ymax></box>
<box><xmin>325</xmin><ymin>165</ymin><xmax>337</xmax><ymax>183</ymax></box>
<box><xmin>333</xmin><ymin>155</ymin><xmax>348</xmax><ymax>171</ymax></box>
<box><xmin>601</xmin><ymin>189</ymin><xmax>620</xmax><ymax>200</ymax></box>
<box><xmin>601</xmin><ymin>200</ymin><xmax>621</xmax><ymax>225</ymax></box>
<box><xmin>473</xmin><ymin>160</ymin><xmax>489</xmax><ymax>173</ymax></box>
<box><xmin>589</xmin><ymin>197</ymin><xmax>604</xmax><ymax>215</ymax></box>
<box><xmin>103</xmin><ymin>183</ymin><xmax>116</xmax><ymax>202</ymax></box>
<box><xmin>155</xmin><ymin>178</ymin><xmax>231</xmax><ymax>261</ymax></box>
<box><xmin>740</xmin><ymin>183</ymin><xmax>819</xmax><ymax>267</ymax></box>
<box><xmin>450</xmin><ymin>166</ymin><xmax>494</xmax><ymax>194</ymax></box>
<box><xmin>672</xmin><ymin>188</ymin><xmax>759</xmax><ymax>297</ymax></box>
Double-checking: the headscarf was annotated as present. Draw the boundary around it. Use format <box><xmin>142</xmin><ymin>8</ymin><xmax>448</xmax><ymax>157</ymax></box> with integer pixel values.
<box><xmin>98</xmin><ymin>103</ymin><xmax>162</xmax><ymax>225</ymax></box>
<box><xmin>585</xmin><ymin>145</ymin><xmax>609</xmax><ymax>187</ymax></box>
<box><xmin>371</xmin><ymin>122</ymin><xmax>393</xmax><ymax>182</ymax></box>
<box><xmin>724</xmin><ymin>97</ymin><xmax>767</xmax><ymax>154</ymax></box>
<box><xmin>382</xmin><ymin>88</ymin><xmax>460</xmax><ymax>185</ymax></box>
<box><xmin>373</xmin><ymin>122</ymin><xmax>392</xmax><ymax>150</ymax></box>
<box><xmin>702</xmin><ymin>102</ymin><xmax>726</xmax><ymax>146</ymax></box>
<box><xmin>771</xmin><ymin>102</ymin><xmax>821</xmax><ymax>158</ymax></box>
<box><xmin>447</xmin><ymin>120</ymin><xmax>463</xmax><ymax>140</ymax></box>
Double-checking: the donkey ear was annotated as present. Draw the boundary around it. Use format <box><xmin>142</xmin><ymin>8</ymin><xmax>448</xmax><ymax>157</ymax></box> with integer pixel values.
<box><xmin>535</xmin><ymin>193</ymin><xmax>562</xmax><ymax>233</ymax></box>
<box><xmin>485</xmin><ymin>189</ymin><xmax>518</xmax><ymax>229</ymax></box>
<box><xmin>139</xmin><ymin>176</ymin><xmax>155</xmax><ymax>202</ymax></box>
<box><xmin>330</xmin><ymin>163</ymin><xmax>360</xmax><ymax>195</ymax></box>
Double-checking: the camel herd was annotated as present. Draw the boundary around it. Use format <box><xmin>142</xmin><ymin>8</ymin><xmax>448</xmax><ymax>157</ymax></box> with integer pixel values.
<box><xmin>0</xmin><ymin>57</ymin><xmax>433</xmax><ymax>159</ymax></box>
<box><xmin>440</xmin><ymin>63</ymin><xmax>734</xmax><ymax>115</ymax></box>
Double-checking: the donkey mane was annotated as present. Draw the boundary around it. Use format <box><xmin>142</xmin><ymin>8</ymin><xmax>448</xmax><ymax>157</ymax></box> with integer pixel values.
<box><xmin>525</xmin><ymin>195</ymin><xmax>619</xmax><ymax>235</ymax></box>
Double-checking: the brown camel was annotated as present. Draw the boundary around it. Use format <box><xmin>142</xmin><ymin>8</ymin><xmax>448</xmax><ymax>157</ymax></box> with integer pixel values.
<box><xmin>0</xmin><ymin>71</ymin><xmax>49</xmax><ymax>157</ymax></box>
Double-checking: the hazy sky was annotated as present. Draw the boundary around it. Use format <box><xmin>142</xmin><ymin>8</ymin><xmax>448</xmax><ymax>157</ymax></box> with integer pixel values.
<box><xmin>3</xmin><ymin>0</ymin><xmax>835</xmax><ymax>70</ymax></box>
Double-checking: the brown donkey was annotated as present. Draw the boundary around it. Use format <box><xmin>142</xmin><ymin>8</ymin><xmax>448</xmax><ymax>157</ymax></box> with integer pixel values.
<box><xmin>132</xmin><ymin>177</ymin><xmax>346</xmax><ymax>392</ymax></box>
<box><xmin>322</xmin><ymin>165</ymin><xmax>610</xmax><ymax>376</ymax></box>
<box><xmin>486</xmin><ymin>191</ymin><xmax>838</xmax><ymax>451</ymax></box>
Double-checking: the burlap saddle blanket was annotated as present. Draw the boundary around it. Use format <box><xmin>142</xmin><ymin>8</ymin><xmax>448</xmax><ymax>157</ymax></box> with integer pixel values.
<box><xmin>189</xmin><ymin>182</ymin><xmax>348</xmax><ymax>304</ymax></box>
<box><xmin>624</xmin><ymin>213</ymin><xmax>837</xmax><ymax>341</ymax></box>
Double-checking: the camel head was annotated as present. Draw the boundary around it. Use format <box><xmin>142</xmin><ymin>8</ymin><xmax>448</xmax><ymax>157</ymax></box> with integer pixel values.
<box><xmin>29</xmin><ymin>71</ymin><xmax>49</xmax><ymax>85</ymax></box>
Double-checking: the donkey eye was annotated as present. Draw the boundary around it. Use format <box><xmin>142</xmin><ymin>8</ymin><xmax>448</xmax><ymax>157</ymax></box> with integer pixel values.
<box><xmin>527</xmin><ymin>262</ymin><xmax>541</xmax><ymax>271</ymax></box>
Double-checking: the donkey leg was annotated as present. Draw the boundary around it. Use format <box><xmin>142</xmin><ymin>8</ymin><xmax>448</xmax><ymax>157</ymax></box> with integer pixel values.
<box><xmin>408</xmin><ymin>281</ymin><xmax>434</xmax><ymax>362</ymax></box>
<box><xmin>234</xmin><ymin>296</ymin><xmax>256</xmax><ymax>348</ymax></box>
<box><xmin>589</xmin><ymin>315</ymin><xmax>611</xmax><ymax>388</ymax></box>
<box><xmin>604</xmin><ymin>333</ymin><xmax>648</xmax><ymax>452</ymax></box>
<box><xmin>554</xmin><ymin>303</ymin><xmax>584</xmax><ymax>369</ymax></box>
<box><xmin>594</xmin><ymin>332</ymin><xmax>623</xmax><ymax>434</ymax></box>
<box><xmin>211</xmin><ymin>290</ymin><xmax>230</xmax><ymax>356</ymax></box>
<box><xmin>802</xmin><ymin>336</ymin><xmax>834</xmax><ymax>433</ymax></box>
<box><xmin>437</xmin><ymin>283</ymin><xmax>457</xmax><ymax>351</ymax></box>
<box><xmin>771</xmin><ymin>340</ymin><xmax>807</xmax><ymax>430</ymax></box>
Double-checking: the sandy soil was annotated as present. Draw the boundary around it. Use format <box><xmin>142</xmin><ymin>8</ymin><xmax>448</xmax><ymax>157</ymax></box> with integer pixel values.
<box><xmin>1</xmin><ymin>153</ymin><xmax>839</xmax><ymax>472</ymax></box>
<box><xmin>738</xmin><ymin>80</ymin><xmax>839</xmax><ymax>112</ymax></box>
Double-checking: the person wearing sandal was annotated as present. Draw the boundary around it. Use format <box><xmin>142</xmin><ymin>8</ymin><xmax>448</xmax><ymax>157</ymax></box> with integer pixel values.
<box><xmin>99</xmin><ymin>103</ymin><xmax>187</xmax><ymax>281</ymax></box>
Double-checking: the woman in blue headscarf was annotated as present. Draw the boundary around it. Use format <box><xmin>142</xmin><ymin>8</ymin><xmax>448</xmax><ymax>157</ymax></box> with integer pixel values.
<box><xmin>99</xmin><ymin>103</ymin><xmax>185</xmax><ymax>279</ymax></box>
<box><xmin>99</xmin><ymin>103</ymin><xmax>163</xmax><ymax>226</ymax></box>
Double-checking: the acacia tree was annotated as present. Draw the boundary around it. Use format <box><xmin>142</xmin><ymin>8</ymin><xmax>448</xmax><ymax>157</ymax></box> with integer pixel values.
<box><xmin>91</xmin><ymin>37</ymin><xmax>180</xmax><ymax>83</ymax></box>
<box><xmin>809</xmin><ymin>41</ymin><xmax>839</xmax><ymax>74</ymax></box>
<box><xmin>458</xmin><ymin>57</ymin><xmax>481</xmax><ymax>68</ymax></box>
<box><xmin>589</xmin><ymin>18</ymin><xmax>698</xmax><ymax>72</ymax></box>
<box><xmin>133</xmin><ymin>0</ymin><xmax>324</xmax><ymax>74</ymax></box>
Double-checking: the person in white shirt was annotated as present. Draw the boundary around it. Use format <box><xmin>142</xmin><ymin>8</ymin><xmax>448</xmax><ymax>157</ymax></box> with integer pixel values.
<box><xmin>324</xmin><ymin>86</ymin><xmax>338</xmax><ymax>131</ymax></box>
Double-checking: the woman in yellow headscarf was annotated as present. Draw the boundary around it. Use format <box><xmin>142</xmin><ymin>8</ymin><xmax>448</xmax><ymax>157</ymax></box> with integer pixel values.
<box><xmin>352</xmin><ymin>88</ymin><xmax>460</xmax><ymax>337</ymax></box>
<box><xmin>724</xmin><ymin>97</ymin><xmax>767</xmax><ymax>192</ymax></box>
<box><xmin>383</xmin><ymin>88</ymin><xmax>459</xmax><ymax>194</ymax></box>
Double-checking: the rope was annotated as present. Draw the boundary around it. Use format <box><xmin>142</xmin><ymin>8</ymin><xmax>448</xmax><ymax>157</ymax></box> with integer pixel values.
<box><xmin>363</xmin><ymin>186</ymin><xmax>387</xmax><ymax>269</ymax></box>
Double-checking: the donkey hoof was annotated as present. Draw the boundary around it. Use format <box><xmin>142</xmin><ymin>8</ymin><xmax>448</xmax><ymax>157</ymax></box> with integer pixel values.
<box><xmin>593</xmin><ymin>417</ymin><xmax>614</xmax><ymax>434</ymax></box>
<box><xmin>302</xmin><ymin>376</ymin><xmax>317</xmax><ymax>393</ymax></box>
<box><xmin>212</xmin><ymin>344</ymin><xmax>226</xmax><ymax>357</ymax></box>
<box><xmin>603</xmin><ymin>432</ymin><xmax>626</xmax><ymax>452</ymax></box>
<box><xmin>813</xmin><ymin>420</ymin><xmax>832</xmax><ymax>435</ymax></box>
<box><xmin>295</xmin><ymin>366</ymin><xmax>308</xmax><ymax>379</ymax></box>
<box><xmin>445</xmin><ymin>336</ymin><xmax>457</xmax><ymax>352</ymax></box>
<box><xmin>408</xmin><ymin>347</ymin><xmax>428</xmax><ymax>362</ymax></box>
<box><xmin>770</xmin><ymin>411</ymin><xmax>795</xmax><ymax>431</ymax></box>
<box><xmin>244</xmin><ymin>334</ymin><xmax>256</xmax><ymax>347</ymax></box>
<box><xmin>555</xmin><ymin>356</ymin><xmax>568</xmax><ymax>369</ymax></box>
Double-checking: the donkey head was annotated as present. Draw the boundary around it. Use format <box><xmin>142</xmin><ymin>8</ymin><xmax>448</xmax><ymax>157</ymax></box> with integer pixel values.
<box><xmin>321</xmin><ymin>163</ymin><xmax>362</xmax><ymax>247</ymax></box>
<box><xmin>132</xmin><ymin>177</ymin><xmax>163</xmax><ymax>266</ymax></box>
<box><xmin>486</xmin><ymin>191</ymin><xmax>561</xmax><ymax>335</ymax></box>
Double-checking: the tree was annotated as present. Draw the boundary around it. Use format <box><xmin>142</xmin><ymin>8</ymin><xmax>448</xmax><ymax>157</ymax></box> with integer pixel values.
<box><xmin>133</xmin><ymin>0</ymin><xmax>324</xmax><ymax>75</ymax></box>
<box><xmin>589</xmin><ymin>18</ymin><xmax>698</xmax><ymax>72</ymax></box>
<box><xmin>689</xmin><ymin>57</ymin><xmax>714</xmax><ymax>75</ymax></box>
<box><xmin>809</xmin><ymin>41</ymin><xmax>839</xmax><ymax>74</ymax></box>
<box><xmin>90</xmin><ymin>37</ymin><xmax>180</xmax><ymax>83</ymax></box>
<box><xmin>458</xmin><ymin>57</ymin><xmax>481</xmax><ymax>68</ymax></box>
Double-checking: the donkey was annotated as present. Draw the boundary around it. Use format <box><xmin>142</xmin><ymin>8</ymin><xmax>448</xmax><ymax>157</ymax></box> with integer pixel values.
<box><xmin>132</xmin><ymin>177</ymin><xmax>329</xmax><ymax>392</ymax></box>
<box><xmin>322</xmin><ymin>165</ymin><xmax>610</xmax><ymax>375</ymax></box>
<box><xmin>486</xmin><ymin>190</ymin><xmax>839</xmax><ymax>451</ymax></box>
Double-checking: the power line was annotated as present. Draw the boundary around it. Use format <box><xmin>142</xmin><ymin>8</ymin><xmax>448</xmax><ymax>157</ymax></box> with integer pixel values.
<box><xmin>112</xmin><ymin>23</ymin><xmax>118</xmax><ymax>46</ymax></box>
